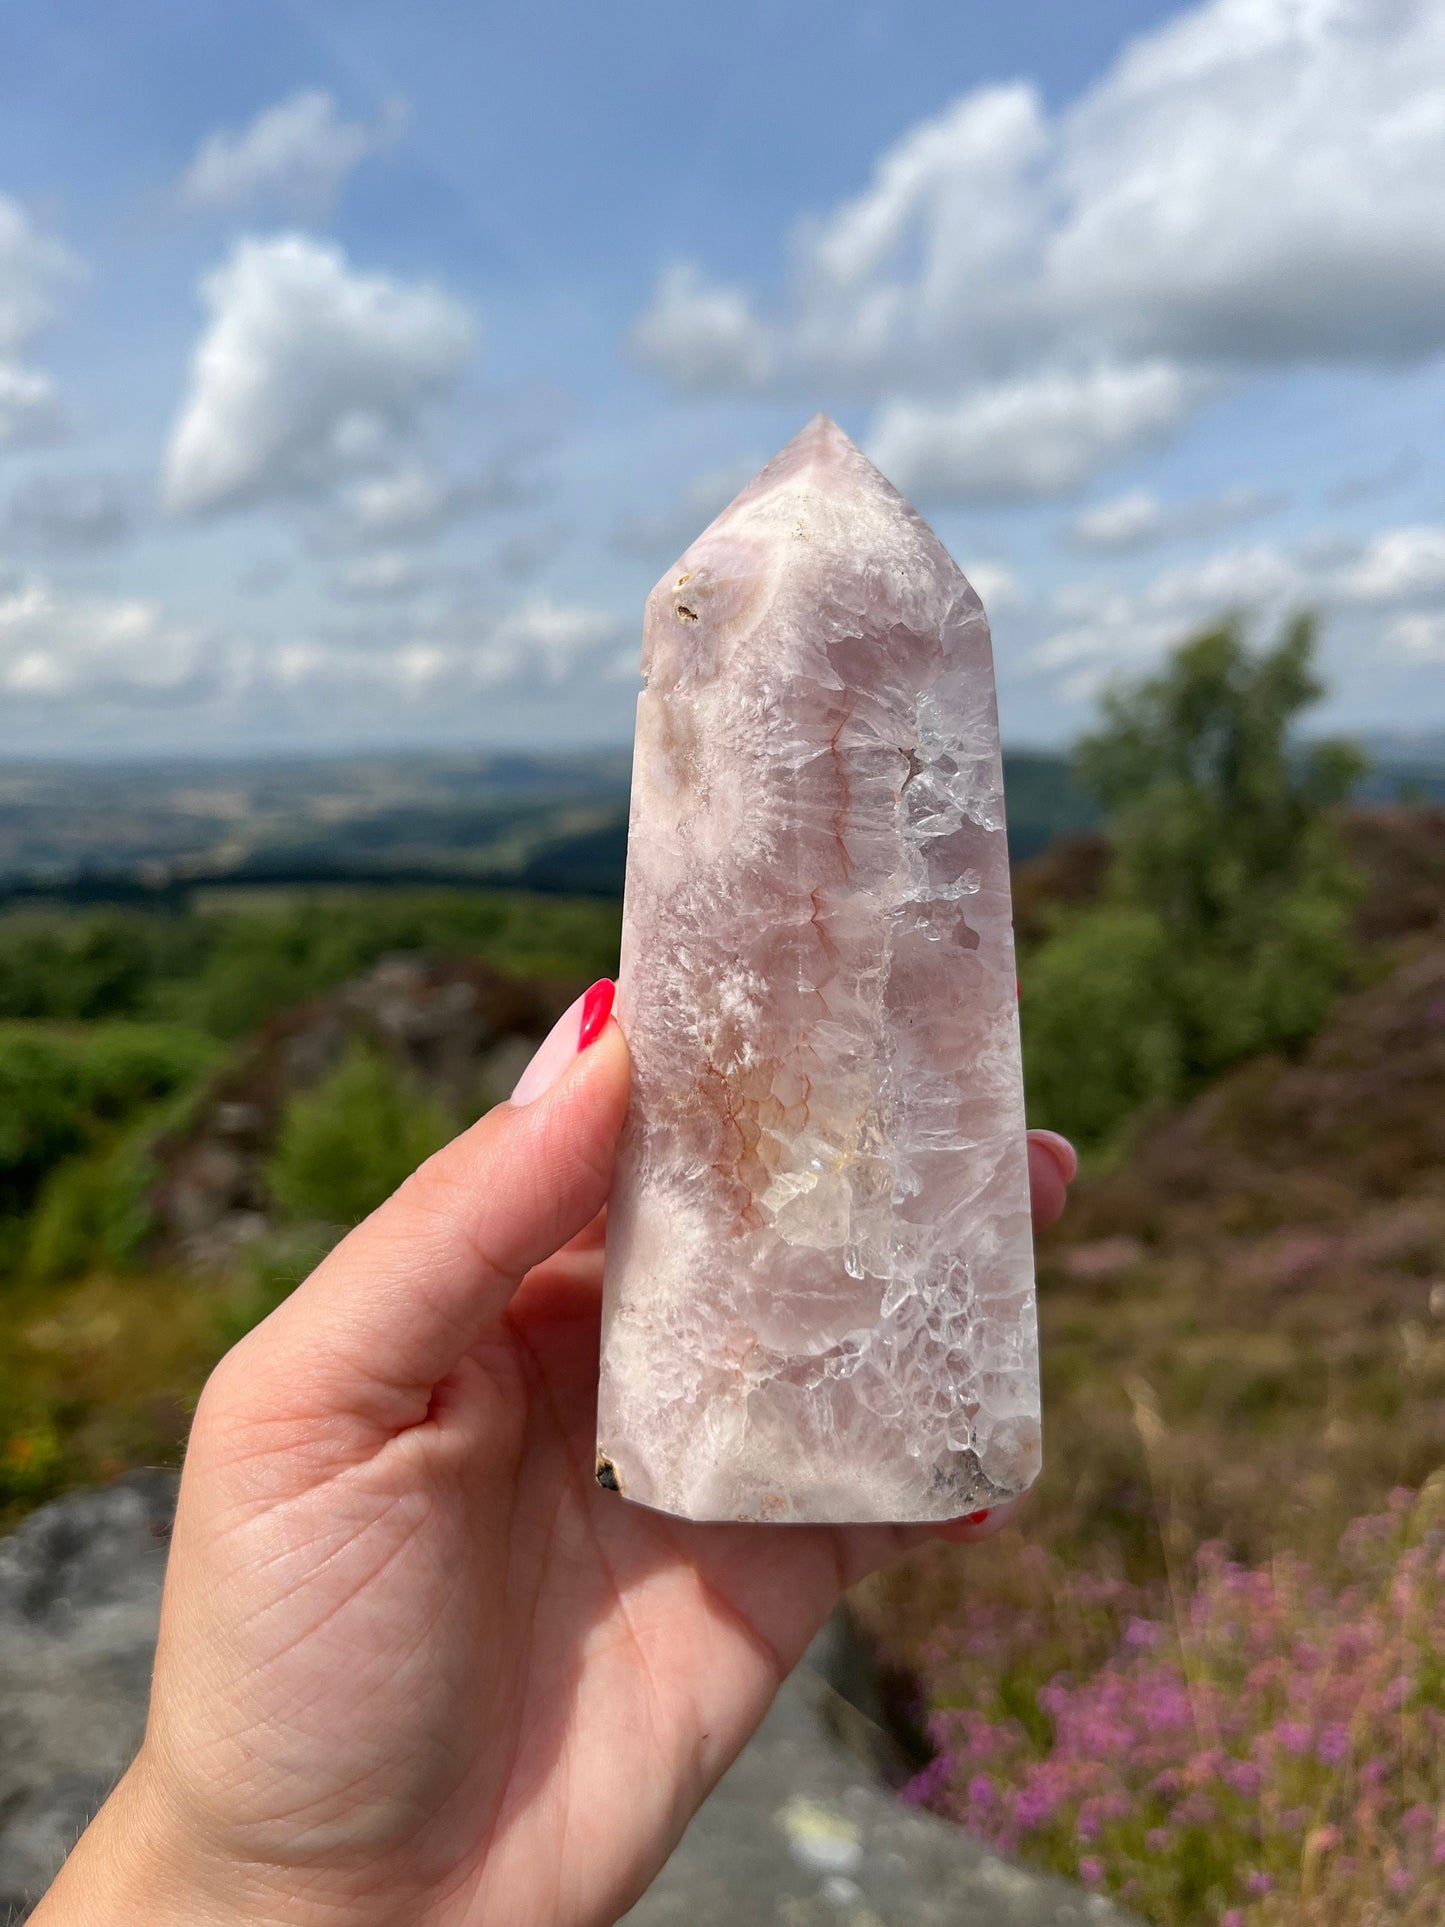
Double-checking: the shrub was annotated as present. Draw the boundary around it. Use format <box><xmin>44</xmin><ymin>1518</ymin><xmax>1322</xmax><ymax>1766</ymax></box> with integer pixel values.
<box><xmin>266</xmin><ymin>1039</ymin><xmax>455</xmax><ymax>1229</ymax></box>
<box><xmin>0</xmin><ymin>1021</ymin><xmax>216</xmax><ymax>1222</ymax></box>
<box><xmin>911</xmin><ymin>1485</ymin><xmax>1445</xmax><ymax>1925</ymax></box>
<box><xmin>24</xmin><ymin>1116</ymin><xmax>172</xmax><ymax>1281</ymax></box>
<box><xmin>0</xmin><ymin>890</ymin><xmax>620</xmax><ymax>1037</ymax></box>
<box><xmin>211</xmin><ymin>1229</ymin><xmax>335</xmax><ymax>1353</ymax></box>
<box><xmin>1021</xmin><ymin>908</ymin><xmax>1181</xmax><ymax>1148</ymax></box>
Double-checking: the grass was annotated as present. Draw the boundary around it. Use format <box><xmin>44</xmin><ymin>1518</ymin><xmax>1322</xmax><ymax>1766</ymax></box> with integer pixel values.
<box><xmin>902</xmin><ymin>1487</ymin><xmax>1445</xmax><ymax>1922</ymax></box>
<box><xmin>3</xmin><ymin>839</ymin><xmax>1444</xmax><ymax>1920</ymax></box>
<box><xmin>0</xmin><ymin>1269</ymin><xmax>219</xmax><ymax>1527</ymax></box>
<box><xmin>857</xmin><ymin>895</ymin><xmax>1445</xmax><ymax>1922</ymax></box>
<box><xmin>0</xmin><ymin>883</ymin><xmax>623</xmax><ymax>1522</ymax></box>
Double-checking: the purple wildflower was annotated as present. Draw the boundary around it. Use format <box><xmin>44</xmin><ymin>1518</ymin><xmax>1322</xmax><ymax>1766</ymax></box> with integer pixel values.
<box><xmin>1316</xmin><ymin>1722</ymin><xmax>1350</xmax><ymax>1765</ymax></box>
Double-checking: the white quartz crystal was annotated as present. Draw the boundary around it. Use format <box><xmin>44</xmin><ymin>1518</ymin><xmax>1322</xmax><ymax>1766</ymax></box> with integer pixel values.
<box><xmin>597</xmin><ymin>415</ymin><xmax>1039</xmax><ymax>1523</ymax></box>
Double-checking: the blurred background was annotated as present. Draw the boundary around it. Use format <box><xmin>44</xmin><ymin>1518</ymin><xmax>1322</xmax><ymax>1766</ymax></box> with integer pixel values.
<box><xmin>3</xmin><ymin>1</ymin><xmax>1445</xmax><ymax>1920</ymax></box>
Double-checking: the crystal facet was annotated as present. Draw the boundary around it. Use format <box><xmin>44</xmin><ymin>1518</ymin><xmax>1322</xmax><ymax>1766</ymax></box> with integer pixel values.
<box><xmin>597</xmin><ymin>415</ymin><xmax>1039</xmax><ymax>1524</ymax></box>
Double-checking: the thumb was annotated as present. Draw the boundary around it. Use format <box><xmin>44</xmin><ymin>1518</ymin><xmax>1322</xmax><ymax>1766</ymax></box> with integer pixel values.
<box><xmin>223</xmin><ymin>985</ymin><xmax>630</xmax><ymax>1440</ymax></box>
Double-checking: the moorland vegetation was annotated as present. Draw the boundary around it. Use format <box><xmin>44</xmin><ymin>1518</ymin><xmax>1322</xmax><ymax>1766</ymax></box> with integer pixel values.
<box><xmin>0</xmin><ymin>619</ymin><xmax>1441</xmax><ymax>1921</ymax></box>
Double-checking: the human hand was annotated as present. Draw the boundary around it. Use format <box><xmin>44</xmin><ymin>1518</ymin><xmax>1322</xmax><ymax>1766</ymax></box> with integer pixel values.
<box><xmin>35</xmin><ymin>986</ymin><xmax>1074</xmax><ymax>1927</ymax></box>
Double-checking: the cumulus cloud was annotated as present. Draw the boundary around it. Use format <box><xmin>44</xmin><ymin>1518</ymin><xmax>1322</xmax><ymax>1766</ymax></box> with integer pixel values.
<box><xmin>326</xmin><ymin>462</ymin><xmax>520</xmax><ymax>547</ymax></box>
<box><xmin>181</xmin><ymin>90</ymin><xmax>407</xmax><ymax>214</ymax></box>
<box><xmin>0</xmin><ymin>576</ymin><xmax>213</xmax><ymax>699</ymax></box>
<box><xmin>0</xmin><ymin>365</ymin><xmax>64</xmax><ymax>450</ymax></box>
<box><xmin>1388</xmin><ymin>612</ymin><xmax>1445</xmax><ymax>662</ymax></box>
<box><xmin>0</xmin><ymin>561</ymin><xmax>621</xmax><ymax>721</ymax></box>
<box><xmin>6</xmin><ymin>472</ymin><xmax>136</xmax><ymax>551</ymax></box>
<box><xmin>275</xmin><ymin>594</ymin><xmax>622</xmax><ymax>698</ymax></box>
<box><xmin>481</xmin><ymin>596</ymin><xmax>622</xmax><ymax>682</ymax></box>
<box><xmin>964</xmin><ymin>561</ymin><xmax>1022</xmax><ymax>612</ymax></box>
<box><xmin>329</xmin><ymin>550</ymin><xmax>428</xmax><ymax>600</ymax></box>
<box><xmin>0</xmin><ymin>194</ymin><xmax>80</xmax><ymax>449</ymax></box>
<box><xmin>1335</xmin><ymin>526</ymin><xmax>1445</xmax><ymax>604</ymax></box>
<box><xmin>869</xmin><ymin>362</ymin><xmax>1199</xmax><ymax>502</ymax></box>
<box><xmin>628</xmin><ymin>265</ymin><xmax>776</xmax><ymax>393</ymax></box>
<box><xmin>1031</xmin><ymin>515</ymin><xmax>1445</xmax><ymax>698</ymax></box>
<box><xmin>163</xmin><ymin>234</ymin><xmax>476</xmax><ymax>517</ymax></box>
<box><xmin>1033</xmin><ymin>542</ymin><xmax>1310</xmax><ymax>693</ymax></box>
<box><xmin>612</xmin><ymin>454</ymin><xmax>765</xmax><ymax>562</ymax></box>
<box><xmin>633</xmin><ymin>0</ymin><xmax>1445</xmax><ymax>498</ymax></box>
<box><xmin>1068</xmin><ymin>484</ymin><xmax>1284</xmax><ymax>552</ymax></box>
<box><xmin>0</xmin><ymin>194</ymin><xmax>79</xmax><ymax>359</ymax></box>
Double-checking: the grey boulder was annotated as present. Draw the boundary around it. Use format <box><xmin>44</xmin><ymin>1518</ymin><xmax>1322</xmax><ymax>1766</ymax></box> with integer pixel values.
<box><xmin>0</xmin><ymin>1480</ymin><xmax>1140</xmax><ymax>1925</ymax></box>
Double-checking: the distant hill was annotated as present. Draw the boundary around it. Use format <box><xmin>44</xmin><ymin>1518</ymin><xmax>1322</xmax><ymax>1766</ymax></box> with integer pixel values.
<box><xmin>0</xmin><ymin>740</ymin><xmax>1436</xmax><ymax>906</ymax></box>
<box><xmin>1353</xmin><ymin>730</ymin><xmax>1445</xmax><ymax>804</ymax></box>
<box><xmin>0</xmin><ymin>751</ymin><xmax>632</xmax><ymax>904</ymax></box>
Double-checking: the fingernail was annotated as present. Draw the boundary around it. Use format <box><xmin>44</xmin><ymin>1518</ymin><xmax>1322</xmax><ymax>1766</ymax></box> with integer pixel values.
<box><xmin>578</xmin><ymin>978</ymin><xmax>615</xmax><ymax>1051</ymax></box>
<box><xmin>966</xmin><ymin>1509</ymin><xmax>991</xmax><ymax>1525</ymax></box>
<box><xmin>1029</xmin><ymin>1129</ymin><xmax>1078</xmax><ymax>1185</ymax></box>
<box><xmin>511</xmin><ymin>980</ymin><xmax>615</xmax><ymax>1105</ymax></box>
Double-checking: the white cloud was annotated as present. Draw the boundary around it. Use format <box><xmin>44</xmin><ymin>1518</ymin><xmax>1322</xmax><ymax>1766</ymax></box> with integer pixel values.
<box><xmin>1034</xmin><ymin>513</ymin><xmax>1445</xmax><ymax>696</ymax></box>
<box><xmin>1335</xmin><ymin>526</ymin><xmax>1445</xmax><ymax>603</ymax></box>
<box><xmin>1138</xmin><ymin>544</ymin><xmax>1306</xmax><ymax>619</ymax></box>
<box><xmin>181</xmin><ymin>91</ymin><xmax>406</xmax><ymax>214</ymax></box>
<box><xmin>1067</xmin><ymin>489</ymin><xmax>1163</xmax><ymax>552</ymax></box>
<box><xmin>1388</xmin><ymin>612</ymin><xmax>1445</xmax><ymax>662</ymax></box>
<box><xmin>0</xmin><ymin>576</ymin><xmax>212</xmax><ymax>698</ymax></box>
<box><xmin>1030</xmin><ymin>513</ymin><xmax>1445</xmax><ymax>700</ymax></box>
<box><xmin>633</xmin><ymin>0</ymin><xmax>1445</xmax><ymax>498</ymax></box>
<box><xmin>1035</xmin><ymin>541</ymin><xmax>1307</xmax><ymax>691</ymax></box>
<box><xmin>273</xmin><ymin>594</ymin><xmax>622</xmax><ymax>697</ymax></box>
<box><xmin>612</xmin><ymin>454</ymin><xmax>764</xmax><ymax>561</ymax></box>
<box><xmin>628</xmin><ymin>265</ymin><xmax>774</xmax><ymax>393</ymax></box>
<box><xmin>0</xmin><ymin>364</ymin><xmax>64</xmax><ymax>450</ymax></box>
<box><xmin>163</xmin><ymin>234</ymin><xmax>476</xmax><ymax>516</ymax></box>
<box><xmin>0</xmin><ymin>194</ymin><xmax>79</xmax><ymax>359</ymax></box>
<box><xmin>869</xmin><ymin>361</ymin><xmax>1198</xmax><ymax>502</ymax></box>
<box><xmin>6</xmin><ymin>472</ymin><xmax>135</xmax><ymax>551</ymax></box>
<box><xmin>330</xmin><ymin>550</ymin><xmax>427</xmax><ymax>599</ymax></box>
<box><xmin>1068</xmin><ymin>484</ymin><xmax>1282</xmax><ymax>551</ymax></box>
<box><xmin>0</xmin><ymin>563</ymin><xmax>621</xmax><ymax>719</ymax></box>
<box><xmin>482</xmin><ymin>596</ymin><xmax>622</xmax><ymax>682</ymax></box>
<box><xmin>964</xmin><ymin>561</ymin><xmax>1022</xmax><ymax>612</ymax></box>
<box><xmin>327</xmin><ymin>461</ymin><xmax>519</xmax><ymax>547</ymax></box>
<box><xmin>0</xmin><ymin>194</ymin><xmax>80</xmax><ymax>449</ymax></box>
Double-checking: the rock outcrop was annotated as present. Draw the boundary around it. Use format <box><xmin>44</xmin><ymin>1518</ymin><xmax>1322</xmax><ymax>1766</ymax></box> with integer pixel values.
<box><xmin>0</xmin><ymin>1479</ymin><xmax>1139</xmax><ymax>1924</ymax></box>
<box><xmin>149</xmin><ymin>954</ymin><xmax>567</xmax><ymax>1268</ymax></box>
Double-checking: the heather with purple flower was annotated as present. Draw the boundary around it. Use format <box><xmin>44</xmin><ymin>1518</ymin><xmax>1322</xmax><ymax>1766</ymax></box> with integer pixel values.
<box><xmin>905</xmin><ymin>1484</ymin><xmax>1445</xmax><ymax>1924</ymax></box>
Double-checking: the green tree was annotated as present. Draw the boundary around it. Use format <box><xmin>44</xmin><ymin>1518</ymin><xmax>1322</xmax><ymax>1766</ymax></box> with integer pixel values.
<box><xmin>1023</xmin><ymin>616</ymin><xmax>1363</xmax><ymax>1147</ymax></box>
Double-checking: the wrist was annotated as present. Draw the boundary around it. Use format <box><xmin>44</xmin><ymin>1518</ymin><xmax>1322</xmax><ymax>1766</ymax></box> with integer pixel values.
<box><xmin>33</xmin><ymin>1750</ymin><xmax>453</xmax><ymax>1927</ymax></box>
<box><xmin>33</xmin><ymin>1755</ymin><xmax>305</xmax><ymax>1927</ymax></box>
<box><xmin>32</xmin><ymin>1757</ymin><xmax>245</xmax><ymax>1927</ymax></box>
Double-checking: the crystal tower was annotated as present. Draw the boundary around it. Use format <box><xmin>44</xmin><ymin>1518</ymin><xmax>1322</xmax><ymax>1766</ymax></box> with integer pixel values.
<box><xmin>597</xmin><ymin>416</ymin><xmax>1039</xmax><ymax>1523</ymax></box>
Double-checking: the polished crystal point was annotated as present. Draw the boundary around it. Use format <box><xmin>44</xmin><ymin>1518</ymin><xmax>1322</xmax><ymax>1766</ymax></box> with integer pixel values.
<box><xmin>597</xmin><ymin>415</ymin><xmax>1039</xmax><ymax>1523</ymax></box>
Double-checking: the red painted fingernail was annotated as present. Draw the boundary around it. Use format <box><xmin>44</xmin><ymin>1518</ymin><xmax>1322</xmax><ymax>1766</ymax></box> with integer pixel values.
<box><xmin>966</xmin><ymin>1509</ymin><xmax>992</xmax><ymax>1525</ymax></box>
<box><xmin>1030</xmin><ymin>1130</ymin><xmax>1078</xmax><ymax>1185</ymax></box>
<box><xmin>578</xmin><ymin>979</ymin><xmax>615</xmax><ymax>1051</ymax></box>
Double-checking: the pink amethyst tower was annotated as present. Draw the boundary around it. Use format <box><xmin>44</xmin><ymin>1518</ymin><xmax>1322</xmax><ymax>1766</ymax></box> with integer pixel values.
<box><xmin>597</xmin><ymin>416</ymin><xmax>1039</xmax><ymax>1523</ymax></box>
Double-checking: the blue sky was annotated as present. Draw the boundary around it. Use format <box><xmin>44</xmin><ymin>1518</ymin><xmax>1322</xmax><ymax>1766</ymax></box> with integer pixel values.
<box><xmin>1</xmin><ymin>0</ymin><xmax>1443</xmax><ymax>756</ymax></box>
